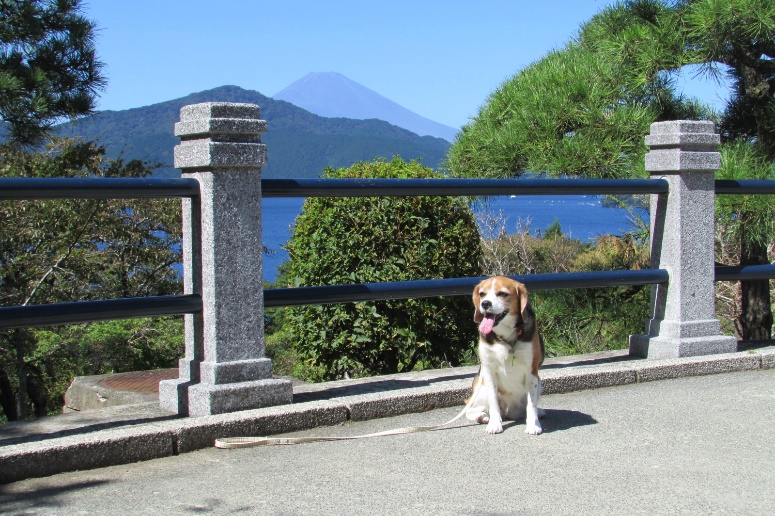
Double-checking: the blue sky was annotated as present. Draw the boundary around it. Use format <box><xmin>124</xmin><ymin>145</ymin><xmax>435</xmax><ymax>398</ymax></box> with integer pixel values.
<box><xmin>84</xmin><ymin>0</ymin><xmax>730</xmax><ymax>130</ymax></box>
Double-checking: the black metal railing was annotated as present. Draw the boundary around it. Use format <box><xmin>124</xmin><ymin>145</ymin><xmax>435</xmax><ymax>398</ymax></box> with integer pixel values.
<box><xmin>1</xmin><ymin>177</ymin><xmax>775</xmax><ymax>329</ymax></box>
<box><xmin>261</xmin><ymin>177</ymin><xmax>669</xmax><ymax>197</ymax></box>
<box><xmin>715</xmin><ymin>180</ymin><xmax>775</xmax><ymax>195</ymax></box>
<box><xmin>0</xmin><ymin>295</ymin><xmax>203</xmax><ymax>330</ymax></box>
<box><xmin>0</xmin><ymin>177</ymin><xmax>202</xmax><ymax>329</ymax></box>
<box><xmin>714</xmin><ymin>181</ymin><xmax>775</xmax><ymax>282</ymax></box>
<box><xmin>0</xmin><ymin>177</ymin><xmax>201</xmax><ymax>200</ymax></box>
<box><xmin>264</xmin><ymin>269</ymin><xmax>670</xmax><ymax>308</ymax></box>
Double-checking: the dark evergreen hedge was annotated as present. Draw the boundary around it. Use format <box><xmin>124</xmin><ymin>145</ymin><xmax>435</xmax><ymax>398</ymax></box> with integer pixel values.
<box><xmin>285</xmin><ymin>158</ymin><xmax>482</xmax><ymax>381</ymax></box>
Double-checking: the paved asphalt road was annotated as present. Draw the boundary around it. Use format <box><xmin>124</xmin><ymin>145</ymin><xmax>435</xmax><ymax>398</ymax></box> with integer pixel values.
<box><xmin>2</xmin><ymin>369</ymin><xmax>774</xmax><ymax>515</ymax></box>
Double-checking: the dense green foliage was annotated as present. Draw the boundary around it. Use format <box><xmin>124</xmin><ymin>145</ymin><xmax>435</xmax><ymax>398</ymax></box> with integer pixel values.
<box><xmin>447</xmin><ymin>47</ymin><xmax>658</xmax><ymax>179</ymax></box>
<box><xmin>0</xmin><ymin>0</ymin><xmax>104</xmax><ymax>146</ymax></box>
<box><xmin>284</xmin><ymin>158</ymin><xmax>482</xmax><ymax>381</ymax></box>
<box><xmin>715</xmin><ymin>141</ymin><xmax>775</xmax><ymax>337</ymax></box>
<box><xmin>0</xmin><ymin>139</ymin><xmax>183</xmax><ymax>420</ymax></box>
<box><xmin>580</xmin><ymin>0</ymin><xmax>775</xmax><ymax>156</ymax></box>
<box><xmin>716</xmin><ymin>142</ymin><xmax>775</xmax><ymax>257</ymax></box>
<box><xmin>53</xmin><ymin>85</ymin><xmax>451</xmax><ymax>178</ymax></box>
<box><xmin>22</xmin><ymin>318</ymin><xmax>182</xmax><ymax>415</ymax></box>
<box><xmin>538</xmin><ymin>233</ymin><xmax>650</xmax><ymax>355</ymax></box>
<box><xmin>446</xmin><ymin>12</ymin><xmax>708</xmax><ymax>180</ymax></box>
<box><xmin>478</xmin><ymin>213</ymin><xmax>650</xmax><ymax>355</ymax></box>
<box><xmin>449</xmin><ymin>0</ymin><xmax>775</xmax><ymax>340</ymax></box>
<box><xmin>0</xmin><ymin>3</ymin><xmax>184</xmax><ymax>422</ymax></box>
<box><xmin>705</xmin><ymin>0</ymin><xmax>775</xmax><ymax>154</ymax></box>
<box><xmin>448</xmin><ymin>0</ymin><xmax>775</xmax><ymax>180</ymax></box>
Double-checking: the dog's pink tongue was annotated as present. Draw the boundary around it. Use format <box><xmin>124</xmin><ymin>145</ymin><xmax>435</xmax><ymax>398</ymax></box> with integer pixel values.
<box><xmin>479</xmin><ymin>315</ymin><xmax>495</xmax><ymax>334</ymax></box>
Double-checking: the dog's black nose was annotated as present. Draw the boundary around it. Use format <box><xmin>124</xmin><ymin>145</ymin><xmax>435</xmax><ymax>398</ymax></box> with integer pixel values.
<box><xmin>481</xmin><ymin>300</ymin><xmax>492</xmax><ymax>310</ymax></box>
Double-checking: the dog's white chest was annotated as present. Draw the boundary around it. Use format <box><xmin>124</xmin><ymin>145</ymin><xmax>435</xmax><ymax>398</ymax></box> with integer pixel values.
<box><xmin>479</xmin><ymin>340</ymin><xmax>534</xmax><ymax>396</ymax></box>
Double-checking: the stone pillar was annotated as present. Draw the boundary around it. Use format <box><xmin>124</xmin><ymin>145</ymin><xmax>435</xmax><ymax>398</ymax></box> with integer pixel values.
<box><xmin>159</xmin><ymin>102</ymin><xmax>292</xmax><ymax>416</ymax></box>
<box><xmin>630</xmin><ymin>120</ymin><xmax>737</xmax><ymax>358</ymax></box>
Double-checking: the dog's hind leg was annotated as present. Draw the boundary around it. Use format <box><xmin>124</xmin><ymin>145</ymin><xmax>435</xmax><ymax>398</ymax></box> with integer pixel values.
<box><xmin>465</xmin><ymin>374</ymin><xmax>490</xmax><ymax>424</ymax></box>
<box><xmin>524</xmin><ymin>374</ymin><xmax>543</xmax><ymax>435</ymax></box>
<box><xmin>466</xmin><ymin>406</ymin><xmax>489</xmax><ymax>424</ymax></box>
<box><xmin>535</xmin><ymin>380</ymin><xmax>546</xmax><ymax>419</ymax></box>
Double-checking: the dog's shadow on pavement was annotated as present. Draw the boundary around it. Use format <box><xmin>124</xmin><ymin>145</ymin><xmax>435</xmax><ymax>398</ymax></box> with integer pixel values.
<box><xmin>537</xmin><ymin>409</ymin><xmax>597</xmax><ymax>433</ymax></box>
<box><xmin>494</xmin><ymin>408</ymin><xmax>596</xmax><ymax>434</ymax></box>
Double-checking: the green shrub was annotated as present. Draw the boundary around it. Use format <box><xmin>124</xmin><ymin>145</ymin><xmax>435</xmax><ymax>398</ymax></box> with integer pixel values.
<box><xmin>285</xmin><ymin>158</ymin><xmax>482</xmax><ymax>381</ymax></box>
<box><xmin>479</xmin><ymin>216</ymin><xmax>650</xmax><ymax>357</ymax></box>
<box><xmin>26</xmin><ymin>317</ymin><xmax>183</xmax><ymax>414</ymax></box>
<box><xmin>541</xmin><ymin>233</ymin><xmax>651</xmax><ymax>355</ymax></box>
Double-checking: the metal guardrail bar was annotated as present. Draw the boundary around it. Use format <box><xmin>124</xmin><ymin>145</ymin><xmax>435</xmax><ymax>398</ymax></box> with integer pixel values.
<box><xmin>0</xmin><ymin>294</ymin><xmax>202</xmax><ymax>329</ymax></box>
<box><xmin>261</xmin><ymin>178</ymin><xmax>670</xmax><ymax>197</ymax></box>
<box><xmin>0</xmin><ymin>178</ymin><xmax>201</xmax><ymax>200</ymax></box>
<box><xmin>4</xmin><ymin>177</ymin><xmax>774</xmax><ymax>326</ymax></box>
<box><xmin>6</xmin><ymin>178</ymin><xmax>774</xmax><ymax>200</ymax></box>
<box><xmin>264</xmin><ymin>269</ymin><xmax>670</xmax><ymax>308</ymax></box>
<box><xmin>715</xmin><ymin>180</ymin><xmax>775</xmax><ymax>195</ymax></box>
<box><xmin>5</xmin><ymin>266</ymin><xmax>770</xmax><ymax>328</ymax></box>
<box><xmin>715</xmin><ymin>264</ymin><xmax>775</xmax><ymax>281</ymax></box>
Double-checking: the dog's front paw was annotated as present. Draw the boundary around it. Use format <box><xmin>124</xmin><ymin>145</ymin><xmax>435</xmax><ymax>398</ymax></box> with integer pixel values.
<box><xmin>525</xmin><ymin>421</ymin><xmax>543</xmax><ymax>435</ymax></box>
<box><xmin>486</xmin><ymin>419</ymin><xmax>504</xmax><ymax>434</ymax></box>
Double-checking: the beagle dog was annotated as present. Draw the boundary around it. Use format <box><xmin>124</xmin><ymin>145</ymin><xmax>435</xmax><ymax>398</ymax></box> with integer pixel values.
<box><xmin>467</xmin><ymin>276</ymin><xmax>545</xmax><ymax>435</ymax></box>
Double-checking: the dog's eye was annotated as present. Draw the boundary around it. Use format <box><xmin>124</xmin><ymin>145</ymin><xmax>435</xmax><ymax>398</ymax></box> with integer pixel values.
<box><xmin>478</xmin><ymin>291</ymin><xmax>485</xmax><ymax>297</ymax></box>
<box><xmin>497</xmin><ymin>291</ymin><xmax>509</xmax><ymax>298</ymax></box>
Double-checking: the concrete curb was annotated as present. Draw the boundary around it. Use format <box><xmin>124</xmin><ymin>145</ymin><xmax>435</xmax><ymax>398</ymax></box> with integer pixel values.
<box><xmin>2</xmin><ymin>347</ymin><xmax>774</xmax><ymax>484</ymax></box>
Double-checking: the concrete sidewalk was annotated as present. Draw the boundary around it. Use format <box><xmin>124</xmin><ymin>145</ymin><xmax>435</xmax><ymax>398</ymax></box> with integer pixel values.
<box><xmin>1</xmin><ymin>347</ymin><xmax>774</xmax><ymax>485</ymax></box>
<box><xmin>2</xmin><ymin>366</ymin><xmax>774</xmax><ymax>515</ymax></box>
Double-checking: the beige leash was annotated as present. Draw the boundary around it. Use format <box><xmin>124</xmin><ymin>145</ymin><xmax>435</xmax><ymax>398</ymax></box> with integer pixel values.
<box><xmin>215</xmin><ymin>387</ymin><xmax>479</xmax><ymax>449</ymax></box>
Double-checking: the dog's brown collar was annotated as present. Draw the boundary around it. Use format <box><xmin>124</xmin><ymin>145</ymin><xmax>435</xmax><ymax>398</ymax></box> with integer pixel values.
<box><xmin>481</xmin><ymin>323</ymin><xmax>528</xmax><ymax>347</ymax></box>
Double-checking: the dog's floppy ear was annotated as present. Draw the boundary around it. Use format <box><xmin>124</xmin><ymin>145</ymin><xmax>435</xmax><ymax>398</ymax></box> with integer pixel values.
<box><xmin>517</xmin><ymin>282</ymin><xmax>532</xmax><ymax>323</ymax></box>
<box><xmin>473</xmin><ymin>280</ymin><xmax>484</xmax><ymax>323</ymax></box>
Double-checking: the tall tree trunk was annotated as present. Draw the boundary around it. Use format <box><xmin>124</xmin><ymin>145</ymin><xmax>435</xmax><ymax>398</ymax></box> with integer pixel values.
<box><xmin>737</xmin><ymin>238</ymin><xmax>773</xmax><ymax>341</ymax></box>
<box><xmin>13</xmin><ymin>330</ymin><xmax>28</xmax><ymax>420</ymax></box>
<box><xmin>25</xmin><ymin>365</ymin><xmax>49</xmax><ymax>417</ymax></box>
<box><xmin>0</xmin><ymin>367</ymin><xmax>18</xmax><ymax>421</ymax></box>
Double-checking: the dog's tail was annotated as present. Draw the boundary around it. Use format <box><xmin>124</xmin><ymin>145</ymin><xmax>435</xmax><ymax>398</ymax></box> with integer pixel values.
<box><xmin>465</xmin><ymin>367</ymin><xmax>483</xmax><ymax>404</ymax></box>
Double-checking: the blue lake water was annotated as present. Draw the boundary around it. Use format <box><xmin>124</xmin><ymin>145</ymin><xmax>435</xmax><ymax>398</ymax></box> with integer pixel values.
<box><xmin>261</xmin><ymin>196</ymin><xmax>647</xmax><ymax>283</ymax></box>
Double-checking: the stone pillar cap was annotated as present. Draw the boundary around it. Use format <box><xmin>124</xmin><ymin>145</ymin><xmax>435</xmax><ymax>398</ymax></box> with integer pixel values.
<box><xmin>646</xmin><ymin>120</ymin><xmax>720</xmax><ymax>149</ymax></box>
<box><xmin>180</xmin><ymin>102</ymin><xmax>262</xmax><ymax>121</ymax></box>
<box><xmin>173</xmin><ymin>102</ymin><xmax>267</xmax><ymax>170</ymax></box>
<box><xmin>175</xmin><ymin>102</ymin><xmax>266</xmax><ymax>140</ymax></box>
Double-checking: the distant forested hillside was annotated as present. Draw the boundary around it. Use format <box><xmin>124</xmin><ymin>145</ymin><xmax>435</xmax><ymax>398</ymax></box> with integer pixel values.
<box><xmin>53</xmin><ymin>86</ymin><xmax>451</xmax><ymax>178</ymax></box>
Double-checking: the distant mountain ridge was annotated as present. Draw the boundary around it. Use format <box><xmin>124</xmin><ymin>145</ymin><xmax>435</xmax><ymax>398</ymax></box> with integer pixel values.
<box><xmin>274</xmin><ymin>72</ymin><xmax>459</xmax><ymax>142</ymax></box>
<box><xmin>54</xmin><ymin>85</ymin><xmax>451</xmax><ymax>178</ymax></box>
